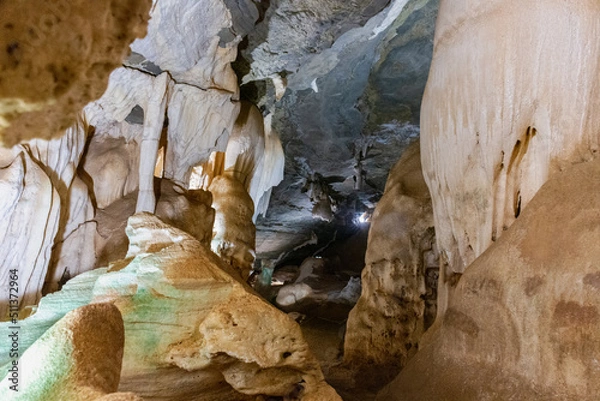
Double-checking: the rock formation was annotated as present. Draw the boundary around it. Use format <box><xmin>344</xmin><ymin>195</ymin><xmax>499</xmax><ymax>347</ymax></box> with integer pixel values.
<box><xmin>0</xmin><ymin>0</ymin><xmax>151</xmax><ymax>146</ymax></box>
<box><xmin>376</xmin><ymin>157</ymin><xmax>600</xmax><ymax>401</ymax></box>
<box><xmin>0</xmin><ymin>214</ymin><xmax>341</xmax><ymax>401</ymax></box>
<box><xmin>420</xmin><ymin>0</ymin><xmax>600</xmax><ymax>313</ymax></box>
<box><xmin>344</xmin><ymin>141</ymin><xmax>437</xmax><ymax>389</ymax></box>
<box><xmin>0</xmin><ymin>303</ymin><xmax>139</xmax><ymax>401</ymax></box>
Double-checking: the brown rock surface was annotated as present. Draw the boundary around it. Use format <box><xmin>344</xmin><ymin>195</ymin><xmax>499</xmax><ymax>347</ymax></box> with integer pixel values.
<box><xmin>344</xmin><ymin>140</ymin><xmax>437</xmax><ymax>389</ymax></box>
<box><xmin>1</xmin><ymin>213</ymin><xmax>340</xmax><ymax>400</ymax></box>
<box><xmin>376</xmin><ymin>158</ymin><xmax>600</xmax><ymax>400</ymax></box>
<box><xmin>209</xmin><ymin>175</ymin><xmax>256</xmax><ymax>279</ymax></box>
<box><xmin>0</xmin><ymin>303</ymin><xmax>132</xmax><ymax>400</ymax></box>
<box><xmin>95</xmin><ymin>179</ymin><xmax>215</xmax><ymax>267</ymax></box>
<box><xmin>0</xmin><ymin>0</ymin><xmax>151</xmax><ymax>146</ymax></box>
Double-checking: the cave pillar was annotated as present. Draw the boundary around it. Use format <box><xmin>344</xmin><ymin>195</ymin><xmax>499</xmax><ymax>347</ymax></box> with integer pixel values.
<box><xmin>135</xmin><ymin>73</ymin><xmax>169</xmax><ymax>213</ymax></box>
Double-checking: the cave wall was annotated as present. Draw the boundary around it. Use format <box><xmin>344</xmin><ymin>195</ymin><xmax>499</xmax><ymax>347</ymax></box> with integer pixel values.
<box><xmin>0</xmin><ymin>0</ymin><xmax>289</xmax><ymax>314</ymax></box>
<box><xmin>369</xmin><ymin>0</ymin><xmax>600</xmax><ymax>398</ymax></box>
<box><xmin>421</xmin><ymin>0</ymin><xmax>600</xmax><ymax>314</ymax></box>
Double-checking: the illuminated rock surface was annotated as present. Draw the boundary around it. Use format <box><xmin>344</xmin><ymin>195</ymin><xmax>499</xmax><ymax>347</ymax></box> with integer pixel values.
<box><xmin>420</xmin><ymin>0</ymin><xmax>600</xmax><ymax>311</ymax></box>
<box><xmin>0</xmin><ymin>214</ymin><xmax>341</xmax><ymax>401</ymax></box>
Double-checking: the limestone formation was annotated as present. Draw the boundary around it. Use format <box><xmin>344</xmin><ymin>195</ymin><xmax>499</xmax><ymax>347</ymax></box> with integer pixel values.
<box><xmin>82</xmin><ymin>135</ymin><xmax>140</xmax><ymax>210</ymax></box>
<box><xmin>224</xmin><ymin>103</ymin><xmax>285</xmax><ymax>221</ymax></box>
<box><xmin>0</xmin><ymin>0</ymin><xmax>151</xmax><ymax>146</ymax></box>
<box><xmin>0</xmin><ymin>214</ymin><xmax>341</xmax><ymax>401</ymax></box>
<box><xmin>377</xmin><ymin>158</ymin><xmax>600</xmax><ymax>401</ymax></box>
<box><xmin>420</xmin><ymin>0</ymin><xmax>600</xmax><ymax>312</ymax></box>
<box><xmin>0</xmin><ymin>303</ymin><xmax>134</xmax><ymax>401</ymax></box>
<box><xmin>209</xmin><ymin>175</ymin><xmax>256</xmax><ymax>279</ymax></box>
<box><xmin>0</xmin><ymin>149</ymin><xmax>60</xmax><ymax>319</ymax></box>
<box><xmin>129</xmin><ymin>0</ymin><xmax>246</xmax><ymax>92</ymax></box>
<box><xmin>164</xmin><ymin>83</ymin><xmax>239</xmax><ymax>186</ymax></box>
<box><xmin>344</xmin><ymin>141</ymin><xmax>437</xmax><ymax>388</ymax></box>
<box><xmin>95</xmin><ymin>180</ymin><xmax>215</xmax><ymax>267</ymax></box>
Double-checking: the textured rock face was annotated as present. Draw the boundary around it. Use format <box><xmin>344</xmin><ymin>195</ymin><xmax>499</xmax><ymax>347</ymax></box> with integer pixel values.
<box><xmin>421</xmin><ymin>0</ymin><xmax>600</xmax><ymax>312</ymax></box>
<box><xmin>129</xmin><ymin>0</ymin><xmax>246</xmax><ymax>92</ymax></box>
<box><xmin>253</xmin><ymin>0</ymin><xmax>439</xmax><ymax>261</ymax></box>
<box><xmin>0</xmin><ymin>214</ymin><xmax>341</xmax><ymax>400</ymax></box>
<box><xmin>209</xmin><ymin>175</ymin><xmax>256</xmax><ymax>279</ymax></box>
<box><xmin>0</xmin><ymin>303</ymin><xmax>136</xmax><ymax>401</ymax></box>
<box><xmin>0</xmin><ymin>149</ymin><xmax>60</xmax><ymax>318</ymax></box>
<box><xmin>224</xmin><ymin>103</ymin><xmax>285</xmax><ymax>221</ymax></box>
<box><xmin>377</xmin><ymin>158</ymin><xmax>600</xmax><ymax>401</ymax></box>
<box><xmin>95</xmin><ymin>180</ymin><xmax>215</xmax><ymax>267</ymax></box>
<box><xmin>0</xmin><ymin>0</ymin><xmax>151</xmax><ymax>147</ymax></box>
<box><xmin>244</xmin><ymin>0</ymin><xmax>390</xmax><ymax>82</ymax></box>
<box><xmin>344</xmin><ymin>141</ymin><xmax>437</xmax><ymax>388</ymax></box>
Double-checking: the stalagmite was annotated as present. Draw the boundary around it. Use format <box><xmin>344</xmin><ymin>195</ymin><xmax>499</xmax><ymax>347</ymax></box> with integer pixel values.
<box><xmin>135</xmin><ymin>73</ymin><xmax>169</xmax><ymax>213</ymax></box>
<box><xmin>209</xmin><ymin>175</ymin><xmax>256</xmax><ymax>279</ymax></box>
<box><xmin>344</xmin><ymin>141</ymin><xmax>437</xmax><ymax>388</ymax></box>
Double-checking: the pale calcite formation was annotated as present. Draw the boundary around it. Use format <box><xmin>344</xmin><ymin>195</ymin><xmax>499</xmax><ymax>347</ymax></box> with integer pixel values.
<box><xmin>421</xmin><ymin>0</ymin><xmax>600</xmax><ymax>313</ymax></box>
<box><xmin>164</xmin><ymin>83</ymin><xmax>240</xmax><ymax>185</ymax></box>
<box><xmin>0</xmin><ymin>150</ymin><xmax>60</xmax><ymax>319</ymax></box>
<box><xmin>27</xmin><ymin>119</ymin><xmax>97</xmax><ymax>294</ymax></box>
<box><xmin>0</xmin><ymin>303</ymin><xmax>139</xmax><ymax>401</ymax></box>
<box><xmin>344</xmin><ymin>141</ymin><xmax>437</xmax><ymax>387</ymax></box>
<box><xmin>129</xmin><ymin>0</ymin><xmax>247</xmax><ymax>92</ymax></box>
<box><xmin>377</xmin><ymin>158</ymin><xmax>600</xmax><ymax>401</ymax></box>
<box><xmin>0</xmin><ymin>117</ymin><xmax>100</xmax><ymax>312</ymax></box>
<box><xmin>224</xmin><ymin>103</ymin><xmax>285</xmax><ymax>220</ymax></box>
<box><xmin>0</xmin><ymin>0</ymin><xmax>151</xmax><ymax>147</ymax></box>
<box><xmin>0</xmin><ymin>214</ymin><xmax>341</xmax><ymax>400</ymax></box>
<box><xmin>85</xmin><ymin>66</ymin><xmax>241</xmax><ymax>192</ymax></box>
<box><xmin>82</xmin><ymin>135</ymin><xmax>141</xmax><ymax>210</ymax></box>
<box><xmin>209</xmin><ymin>175</ymin><xmax>256</xmax><ymax>279</ymax></box>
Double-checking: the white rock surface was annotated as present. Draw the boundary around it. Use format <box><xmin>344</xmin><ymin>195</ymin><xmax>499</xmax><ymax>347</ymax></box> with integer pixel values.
<box><xmin>421</xmin><ymin>0</ymin><xmax>600</xmax><ymax>312</ymax></box>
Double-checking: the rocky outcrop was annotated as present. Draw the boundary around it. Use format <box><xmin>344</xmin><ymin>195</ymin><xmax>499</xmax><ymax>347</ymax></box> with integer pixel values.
<box><xmin>420</xmin><ymin>0</ymin><xmax>600</xmax><ymax>312</ymax></box>
<box><xmin>0</xmin><ymin>0</ymin><xmax>151</xmax><ymax>147</ymax></box>
<box><xmin>376</xmin><ymin>158</ymin><xmax>600</xmax><ymax>401</ymax></box>
<box><xmin>0</xmin><ymin>214</ymin><xmax>341</xmax><ymax>400</ymax></box>
<box><xmin>0</xmin><ymin>303</ymin><xmax>137</xmax><ymax>401</ymax></box>
<box><xmin>344</xmin><ymin>141</ymin><xmax>437</xmax><ymax>389</ymax></box>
